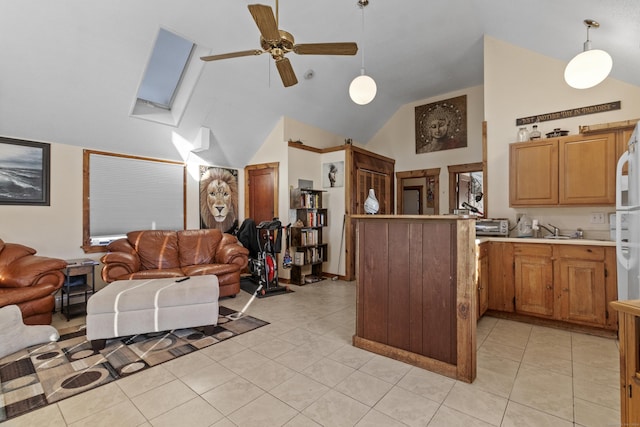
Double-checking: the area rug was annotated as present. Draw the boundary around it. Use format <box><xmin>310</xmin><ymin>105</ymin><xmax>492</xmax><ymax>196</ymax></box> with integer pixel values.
<box><xmin>240</xmin><ymin>276</ymin><xmax>294</xmax><ymax>298</ymax></box>
<box><xmin>0</xmin><ymin>306</ymin><xmax>268</xmax><ymax>422</ymax></box>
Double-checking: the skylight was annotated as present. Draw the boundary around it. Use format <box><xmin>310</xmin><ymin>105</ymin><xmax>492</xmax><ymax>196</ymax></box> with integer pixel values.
<box><xmin>137</xmin><ymin>28</ymin><xmax>194</xmax><ymax>110</ymax></box>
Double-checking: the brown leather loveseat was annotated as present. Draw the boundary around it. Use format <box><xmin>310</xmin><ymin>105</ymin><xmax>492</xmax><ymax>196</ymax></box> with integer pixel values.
<box><xmin>100</xmin><ymin>229</ymin><xmax>249</xmax><ymax>298</ymax></box>
<box><xmin>0</xmin><ymin>238</ymin><xmax>67</xmax><ymax>325</ymax></box>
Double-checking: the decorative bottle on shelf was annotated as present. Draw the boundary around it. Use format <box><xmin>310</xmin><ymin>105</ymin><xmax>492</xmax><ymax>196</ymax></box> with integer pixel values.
<box><xmin>364</xmin><ymin>188</ymin><xmax>379</xmax><ymax>214</ymax></box>
<box><xmin>517</xmin><ymin>127</ymin><xmax>530</xmax><ymax>142</ymax></box>
<box><xmin>529</xmin><ymin>124</ymin><xmax>542</xmax><ymax>140</ymax></box>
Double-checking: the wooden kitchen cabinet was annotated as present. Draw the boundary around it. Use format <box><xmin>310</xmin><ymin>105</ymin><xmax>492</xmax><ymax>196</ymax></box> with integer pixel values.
<box><xmin>509</xmin><ymin>139</ymin><xmax>558</xmax><ymax>205</ymax></box>
<box><xmin>514</xmin><ymin>244</ymin><xmax>554</xmax><ymax>318</ymax></box>
<box><xmin>477</xmin><ymin>242</ymin><xmax>489</xmax><ymax>319</ymax></box>
<box><xmin>609</xmin><ymin>300</ymin><xmax>640</xmax><ymax>426</ymax></box>
<box><xmin>488</xmin><ymin>241</ymin><xmax>617</xmax><ymax>331</ymax></box>
<box><xmin>510</xmin><ymin>132</ymin><xmax>616</xmax><ymax>206</ymax></box>
<box><xmin>554</xmin><ymin>245</ymin><xmax>607</xmax><ymax>327</ymax></box>
<box><xmin>487</xmin><ymin>241</ymin><xmax>514</xmax><ymax>312</ymax></box>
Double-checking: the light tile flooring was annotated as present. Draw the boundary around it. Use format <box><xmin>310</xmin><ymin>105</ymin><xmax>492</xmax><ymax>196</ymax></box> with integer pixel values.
<box><xmin>5</xmin><ymin>280</ymin><xmax>621</xmax><ymax>426</ymax></box>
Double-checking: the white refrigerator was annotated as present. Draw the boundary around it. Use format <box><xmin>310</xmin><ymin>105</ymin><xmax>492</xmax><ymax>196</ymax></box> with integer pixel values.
<box><xmin>616</xmin><ymin>123</ymin><xmax>640</xmax><ymax>300</ymax></box>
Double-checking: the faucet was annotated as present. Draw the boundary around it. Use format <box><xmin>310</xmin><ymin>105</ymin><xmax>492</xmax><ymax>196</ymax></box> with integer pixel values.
<box><xmin>538</xmin><ymin>223</ymin><xmax>560</xmax><ymax>237</ymax></box>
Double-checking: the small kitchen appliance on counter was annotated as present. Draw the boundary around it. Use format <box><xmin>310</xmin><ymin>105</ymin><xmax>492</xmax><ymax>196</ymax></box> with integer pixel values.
<box><xmin>475</xmin><ymin>218</ymin><xmax>509</xmax><ymax>237</ymax></box>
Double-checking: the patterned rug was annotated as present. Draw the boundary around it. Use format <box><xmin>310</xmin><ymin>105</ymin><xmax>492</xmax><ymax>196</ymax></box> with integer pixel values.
<box><xmin>0</xmin><ymin>306</ymin><xmax>268</xmax><ymax>422</ymax></box>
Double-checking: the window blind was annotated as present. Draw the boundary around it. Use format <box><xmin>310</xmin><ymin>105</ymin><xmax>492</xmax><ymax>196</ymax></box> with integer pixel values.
<box><xmin>89</xmin><ymin>153</ymin><xmax>184</xmax><ymax>241</ymax></box>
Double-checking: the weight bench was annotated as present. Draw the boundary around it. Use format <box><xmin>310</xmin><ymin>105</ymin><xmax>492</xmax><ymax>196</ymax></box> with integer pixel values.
<box><xmin>86</xmin><ymin>275</ymin><xmax>219</xmax><ymax>351</ymax></box>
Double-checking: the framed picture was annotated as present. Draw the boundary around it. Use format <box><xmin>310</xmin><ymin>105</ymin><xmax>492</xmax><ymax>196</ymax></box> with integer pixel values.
<box><xmin>0</xmin><ymin>137</ymin><xmax>50</xmax><ymax>205</ymax></box>
<box><xmin>199</xmin><ymin>166</ymin><xmax>239</xmax><ymax>233</ymax></box>
<box><xmin>415</xmin><ymin>95</ymin><xmax>467</xmax><ymax>154</ymax></box>
<box><xmin>323</xmin><ymin>161</ymin><xmax>344</xmax><ymax>188</ymax></box>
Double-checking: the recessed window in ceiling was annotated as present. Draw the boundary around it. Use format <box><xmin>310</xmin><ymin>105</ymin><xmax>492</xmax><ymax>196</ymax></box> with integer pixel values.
<box><xmin>137</xmin><ymin>28</ymin><xmax>194</xmax><ymax>110</ymax></box>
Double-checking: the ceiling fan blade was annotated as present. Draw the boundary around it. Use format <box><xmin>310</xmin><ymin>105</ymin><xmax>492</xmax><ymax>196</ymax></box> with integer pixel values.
<box><xmin>248</xmin><ymin>4</ymin><xmax>280</xmax><ymax>41</ymax></box>
<box><xmin>275</xmin><ymin>57</ymin><xmax>298</xmax><ymax>87</ymax></box>
<box><xmin>293</xmin><ymin>42</ymin><xmax>358</xmax><ymax>55</ymax></box>
<box><xmin>200</xmin><ymin>50</ymin><xmax>263</xmax><ymax>61</ymax></box>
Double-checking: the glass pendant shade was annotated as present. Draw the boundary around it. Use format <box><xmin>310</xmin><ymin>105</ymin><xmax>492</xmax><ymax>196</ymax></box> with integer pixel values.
<box><xmin>564</xmin><ymin>49</ymin><xmax>613</xmax><ymax>89</ymax></box>
<box><xmin>349</xmin><ymin>72</ymin><xmax>377</xmax><ymax>105</ymax></box>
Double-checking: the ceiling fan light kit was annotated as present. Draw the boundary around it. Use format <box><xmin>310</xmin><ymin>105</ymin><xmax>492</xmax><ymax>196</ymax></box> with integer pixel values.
<box><xmin>564</xmin><ymin>19</ymin><xmax>613</xmax><ymax>89</ymax></box>
<box><xmin>349</xmin><ymin>0</ymin><xmax>376</xmax><ymax>105</ymax></box>
<box><xmin>200</xmin><ymin>1</ymin><xmax>358</xmax><ymax>88</ymax></box>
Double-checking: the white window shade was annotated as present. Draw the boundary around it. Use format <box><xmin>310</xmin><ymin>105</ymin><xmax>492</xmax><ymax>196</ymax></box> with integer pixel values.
<box><xmin>89</xmin><ymin>153</ymin><xmax>184</xmax><ymax>242</ymax></box>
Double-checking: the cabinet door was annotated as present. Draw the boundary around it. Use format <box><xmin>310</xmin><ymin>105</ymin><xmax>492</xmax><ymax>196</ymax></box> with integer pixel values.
<box><xmin>555</xmin><ymin>257</ymin><xmax>606</xmax><ymax>326</ymax></box>
<box><xmin>514</xmin><ymin>244</ymin><xmax>554</xmax><ymax>317</ymax></box>
<box><xmin>509</xmin><ymin>140</ymin><xmax>558</xmax><ymax>206</ymax></box>
<box><xmin>616</xmin><ymin>127</ymin><xmax>635</xmax><ymax>176</ymax></box>
<box><xmin>477</xmin><ymin>242</ymin><xmax>489</xmax><ymax>318</ymax></box>
<box><xmin>559</xmin><ymin>133</ymin><xmax>616</xmax><ymax>205</ymax></box>
<box><xmin>487</xmin><ymin>241</ymin><xmax>514</xmax><ymax>312</ymax></box>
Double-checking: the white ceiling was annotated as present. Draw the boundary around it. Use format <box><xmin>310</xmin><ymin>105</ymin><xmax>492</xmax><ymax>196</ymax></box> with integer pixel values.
<box><xmin>1</xmin><ymin>0</ymin><xmax>639</xmax><ymax>167</ymax></box>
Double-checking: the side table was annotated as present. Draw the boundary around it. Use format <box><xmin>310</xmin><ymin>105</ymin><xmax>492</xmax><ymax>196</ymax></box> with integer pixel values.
<box><xmin>61</xmin><ymin>258</ymin><xmax>98</xmax><ymax>320</ymax></box>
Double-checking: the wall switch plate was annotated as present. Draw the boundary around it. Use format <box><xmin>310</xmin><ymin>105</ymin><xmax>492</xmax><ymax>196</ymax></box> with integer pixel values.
<box><xmin>590</xmin><ymin>212</ymin><xmax>606</xmax><ymax>224</ymax></box>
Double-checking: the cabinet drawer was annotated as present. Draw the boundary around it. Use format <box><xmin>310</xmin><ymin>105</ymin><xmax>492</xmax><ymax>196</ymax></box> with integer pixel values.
<box><xmin>513</xmin><ymin>243</ymin><xmax>552</xmax><ymax>257</ymax></box>
<box><xmin>554</xmin><ymin>245</ymin><xmax>604</xmax><ymax>261</ymax></box>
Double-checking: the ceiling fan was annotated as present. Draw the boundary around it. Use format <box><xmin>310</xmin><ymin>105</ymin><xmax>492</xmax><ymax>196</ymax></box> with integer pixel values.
<box><xmin>200</xmin><ymin>1</ymin><xmax>358</xmax><ymax>87</ymax></box>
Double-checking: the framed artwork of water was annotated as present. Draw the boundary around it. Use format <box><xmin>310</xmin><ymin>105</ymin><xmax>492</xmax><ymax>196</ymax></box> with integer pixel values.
<box><xmin>0</xmin><ymin>137</ymin><xmax>50</xmax><ymax>205</ymax></box>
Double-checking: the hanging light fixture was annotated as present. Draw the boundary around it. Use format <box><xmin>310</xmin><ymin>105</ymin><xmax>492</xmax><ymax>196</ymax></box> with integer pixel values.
<box><xmin>564</xmin><ymin>19</ymin><xmax>613</xmax><ymax>89</ymax></box>
<box><xmin>349</xmin><ymin>0</ymin><xmax>377</xmax><ymax>105</ymax></box>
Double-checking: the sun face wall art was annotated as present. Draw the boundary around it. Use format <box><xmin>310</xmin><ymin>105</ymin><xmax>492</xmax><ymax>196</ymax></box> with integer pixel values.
<box><xmin>415</xmin><ymin>95</ymin><xmax>467</xmax><ymax>154</ymax></box>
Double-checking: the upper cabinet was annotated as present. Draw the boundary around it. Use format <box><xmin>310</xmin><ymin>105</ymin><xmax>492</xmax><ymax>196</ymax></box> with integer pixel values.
<box><xmin>510</xmin><ymin>132</ymin><xmax>616</xmax><ymax>206</ymax></box>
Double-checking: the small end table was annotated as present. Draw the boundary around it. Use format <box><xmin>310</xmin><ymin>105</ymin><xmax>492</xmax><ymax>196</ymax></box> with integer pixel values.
<box><xmin>61</xmin><ymin>258</ymin><xmax>99</xmax><ymax>320</ymax></box>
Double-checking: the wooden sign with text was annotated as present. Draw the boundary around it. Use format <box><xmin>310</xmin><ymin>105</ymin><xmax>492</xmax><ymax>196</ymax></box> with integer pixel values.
<box><xmin>516</xmin><ymin>101</ymin><xmax>621</xmax><ymax>126</ymax></box>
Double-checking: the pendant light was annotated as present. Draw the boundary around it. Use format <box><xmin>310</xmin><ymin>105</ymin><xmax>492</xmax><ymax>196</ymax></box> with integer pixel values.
<box><xmin>349</xmin><ymin>0</ymin><xmax>377</xmax><ymax>105</ymax></box>
<box><xmin>564</xmin><ymin>19</ymin><xmax>613</xmax><ymax>89</ymax></box>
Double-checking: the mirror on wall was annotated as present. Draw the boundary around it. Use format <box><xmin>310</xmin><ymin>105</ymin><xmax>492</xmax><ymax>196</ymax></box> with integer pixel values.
<box><xmin>448</xmin><ymin>162</ymin><xmax>486</xmax><ymax>217</ymax></box>
<box><xmin>396</xmin><ymin>168</ymin><xmax>440</xmax><ymax>215</ymax></box>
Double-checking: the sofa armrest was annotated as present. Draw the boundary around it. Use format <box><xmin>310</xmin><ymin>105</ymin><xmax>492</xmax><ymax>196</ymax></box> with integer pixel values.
<box><xmin>215</xmin><ymin>234</ymin><xmax>249</xmax><ymax>269</ymax></box>
<box><xmin>100</xmin><ymin>251</ymin><xmax>141</xmax><ymax>283</ymax></box>
<box><xmin>0</xmin><ymin>255</ymin><xmax>66</xmax><ymax>289</ymax></box>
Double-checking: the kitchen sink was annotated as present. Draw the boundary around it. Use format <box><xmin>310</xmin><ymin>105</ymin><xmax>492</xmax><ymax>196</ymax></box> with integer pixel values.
<box><xmin>543</xmin><ymin>235</ymin><xmax>571</xmax><ymax>240</ymax></box>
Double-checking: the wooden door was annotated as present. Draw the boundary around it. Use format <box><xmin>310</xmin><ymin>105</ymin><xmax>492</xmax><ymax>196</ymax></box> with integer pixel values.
<box><xmin>477</xmin><ymin>242</ymin><xmax>489</xmax><ymax>318</ymax></box>
<box><xmin>616</xmin><ymin>127</ymin><xmax>635</xmax><ymax>175</ymax></box>
<box><xmin>487</xmin><ymin>241</ymin><xmax>514</xmax><ymax>312</ymax></box>
<box><xmin>514</xmin><ymin>244</ymin><xmax>554</xmax><ymax>318</ymax></box>
<box><xmin>559</xmin><ymin>133</ymin><xmax>615</xmax><ymax>205</ymax></box>
<box><xmin>509</xmin><ymin>140</ymin><xmax>558</xmax><ymax>206</ymax></box>
<box><xmin>245</xmin><ymin>163</ymin><xmax>279</xmax><ymax>223</ymax></box>
<box><xmin>621</xmin><ymin>312</ymin><xmax>640</xmax><ymax>425</ymax></box>
<box><xmin>356</xmin><ymin>169</ymin><xmax>392</xmax><ymax>214</ymax></box>
<box><xmin>555</xmin><ymin>257</ymin><xmax>606</xmax><ymax>326</ymax></box>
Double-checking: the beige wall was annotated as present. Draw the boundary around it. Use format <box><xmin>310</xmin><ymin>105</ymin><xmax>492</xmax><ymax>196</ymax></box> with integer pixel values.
<box><xmin>366</xmin><ymin>85</ymin><xmax>485</xmax><ymax>214</ymax></box>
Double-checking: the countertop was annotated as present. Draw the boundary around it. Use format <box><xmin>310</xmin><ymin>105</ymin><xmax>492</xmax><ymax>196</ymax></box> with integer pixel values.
<box><xmin>476</xmin><ymin>236</ymin><xmax>615</xmax><ymax>247</ymax></box>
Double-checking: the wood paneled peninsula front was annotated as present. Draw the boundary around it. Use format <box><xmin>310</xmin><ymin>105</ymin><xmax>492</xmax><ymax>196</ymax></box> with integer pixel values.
<box><xmin>352</xmin><ymin>214</ymin><xmax>477</xmax><ymax>383</ymax></box>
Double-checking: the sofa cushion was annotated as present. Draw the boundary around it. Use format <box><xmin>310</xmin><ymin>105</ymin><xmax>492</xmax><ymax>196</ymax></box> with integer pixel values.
<box><xmin>127</xmin><ymin>230</ymin><xmax>180</xmax><ymax>271</ymax></box>
<box><xmin>177</xmin><ymin>229</ymin><xmax>222</xmax><ymax>267</ymax></box>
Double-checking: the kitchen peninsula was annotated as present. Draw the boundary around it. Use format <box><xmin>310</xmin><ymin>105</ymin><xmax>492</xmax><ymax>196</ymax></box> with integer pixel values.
<box><xmin>351</xmin><ymin>214</ymin><xmax>477</xmax><ymax>383</ymax></box>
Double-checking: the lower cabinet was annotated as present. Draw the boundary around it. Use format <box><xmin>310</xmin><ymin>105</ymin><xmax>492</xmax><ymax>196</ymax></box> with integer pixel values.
<box><xmin>477</xmin><ymin>242</ymin><xmax>489</xmax><ymax>318</ymax></box>
<box><xmin>487</xmin><ymin>241</ymin><xmax>514</xmax><ymax>312</ymax></box>
<box><xmin>487</xmin><ymin>241</ymin><xmax>617</xmax><ymax>330</ymax></box>
<box><xmin>514</xmin><ymin>244</ymin><xmax>554</xmax><ymax>318</ymax></box>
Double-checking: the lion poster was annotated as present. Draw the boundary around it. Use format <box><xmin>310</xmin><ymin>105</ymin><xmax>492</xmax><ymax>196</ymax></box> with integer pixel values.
<box><xmin>199</xmin><ymin>166</ymin><xmax>239</xmax><ymax>233</ymax></box>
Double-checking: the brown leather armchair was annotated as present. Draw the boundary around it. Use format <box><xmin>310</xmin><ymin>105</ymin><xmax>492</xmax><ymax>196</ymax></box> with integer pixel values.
<box><xmin>0</xmin><ymin>239</ymin><xmax>67</xmax><ymax>325</ymax></box>
<box><xmin>101</xmin><ymin>229</ymin><xmax>249</xmax><ymax>298</ymax></box>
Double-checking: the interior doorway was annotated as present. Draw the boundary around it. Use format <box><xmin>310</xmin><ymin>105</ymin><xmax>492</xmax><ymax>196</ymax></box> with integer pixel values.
<box><xmin>448</xmin><ymin>162</ymin><xmax>485</xmax><ymax>217</ymax></box>
<box><xmin>244</xmin><ymin>162</ymin><xmax>279</xmax><ymax>223</ymax></box>
<box><xmin>396</xmin><ymin>168</ymin><xmax>440</xmax><ymax>215</ymax></box>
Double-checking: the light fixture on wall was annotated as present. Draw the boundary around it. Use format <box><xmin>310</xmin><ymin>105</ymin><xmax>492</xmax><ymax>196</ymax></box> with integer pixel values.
<box><xmin>349</xmin><ymin>0</ymin><xmax>377</xmax><ymax>105</ymax></box>
<box><xmin>564</xmin><ymin>19</ymin><xmax>613</xmax><ymax>89</ymax></box>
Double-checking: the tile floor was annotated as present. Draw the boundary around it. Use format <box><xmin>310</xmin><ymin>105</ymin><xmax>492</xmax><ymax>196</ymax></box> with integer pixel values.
<box><xmin>5</xmin><ymin>280</ymin><xmax>621</xmax><ymax>426</ymax></box>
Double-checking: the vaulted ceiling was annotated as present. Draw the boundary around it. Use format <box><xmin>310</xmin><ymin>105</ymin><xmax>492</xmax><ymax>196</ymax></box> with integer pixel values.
<box><xmin>2</xmin><ymin>1</ymin><xmax>639</xmax><ymax>167</ymax></box>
